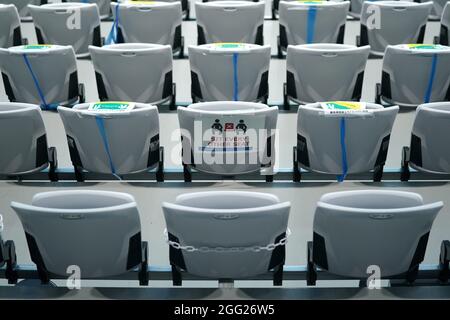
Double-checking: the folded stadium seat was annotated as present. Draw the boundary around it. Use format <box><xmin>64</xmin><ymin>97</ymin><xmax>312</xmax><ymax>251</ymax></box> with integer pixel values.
<box><xmin>285</xmin><ymin>44</ymin><xmax>370</xmax><ymax>106</ymax></box>
<box><xmin>348</xmin><ymin>0</ymin><xmax>397</xmax><ymax>19</ymax></box>
<box><xmin>162</xmin><ymin>191</ymin><xmax>291</xmax><ymax>285</ymax></box>
<box><xmin>189</xmin><ymin>43</ymin><xmax>270</xmax><ymax>103</ymax></box>
<box><xmin>359</xmin><ymin>1</ymin><xmax>432</xmax><ymax>56</ymax></box>
<box><xmin>0</xmin><ymin>103</ymin><xmax>57</xmax><ymax>181</ymax></box>
<box><xmin>178</xmin><ymin>101</ymin><xmax>277</xmax><ymax>181</ymax></box>
<box><xmin>108</xmin><ymin>1</ymin><xmax>183</xmax><ymax>57</ymax></box>
<box><xmin>146</xmin><ymin>0</ymin><xmax>190</xmax><ymax>19</ymax></box>
<box><xmin>295</xmin><ymin>102</ymin><xmax>399</xmax><ymax>182</ymax></box>
<box><xmin>195</xmin><ymin>1</ymin><xmax>265</xmax><ymax>45</ymax></box>
<box><xmin>10</xmin><ymin>190</ymin><xmax>149</xmax><ymax>285</ymax></box>
<box><xmin>278</xmin><ymin>1</ymin><xmax>349</xmax><ymax>58</ymax></box>
<box><xmin>401</xmin><ymin>102</ymin><xmax>450</xmax><ymax>181</ymax></box>
<box><xmin>58</xmin><ymin>102</ymin><xmax>163</xmax><ymax>182</ymax></box>
<box><xmin>0</xmin><ymin>4</ymin><xmax>24</xmax><ymax>48</ymax></box>
<box><xmin>0</xmin><ymin>45</ymin><xmax>84</xmax><ymax>110</ymax></box>
<box><xmin>307</xmin><ymin>190</ymin><xmax>443</xmax><ymax>285</ymax></box>
<box><xmin>377</xmin><ymin>44</ymin><xmax>450</xmax><ymax>107</ymax></box>
<box><xmin>414</xmin><ymin>0</ymin><xmax>448</xmax><ymax>20</ymax></box>
<box><xmin>439</xmin><ymin>2</ymin><xmax>449</xmax><ymax>45</ymax></box>
<box><xmin>28</xmin><ymin>2</ymin><xmax>101</xmax><ymax>58</ymax></box>
<box><xmin>62</xmin><ymin>0</ymin><xmax>111</xmax><ymax>20</ymax></box>
<box><xmin>0</xmin><ymin>0</ymin><xmax>45</xmax><ymax>21</ymax></box>
<box><xmin>89</xmin><ymin>43</ymin><xmax>175</xmax><ymax>107</ymax></box>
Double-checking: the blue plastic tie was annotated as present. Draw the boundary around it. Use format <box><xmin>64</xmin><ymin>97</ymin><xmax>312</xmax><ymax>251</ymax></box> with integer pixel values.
<box><xmin>307</xmin><ymin>6</ymin><xmax>317</xmax><ymax>44</ymax></box>
<box><xmin>337</xmin><ymin>117</ymin><xmax>348</xmax><ymax>182</ymax></box>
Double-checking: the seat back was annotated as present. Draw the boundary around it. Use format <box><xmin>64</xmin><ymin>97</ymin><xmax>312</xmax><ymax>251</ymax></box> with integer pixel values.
<box><xmin>29</xmin><ymin>3</ymin><xmax>101</xmax><ymax>57</ymax></box>
<box><xmin>0</xmin><ymin>102</ymin><xmax>49</xmax><ymax>175</ymax></box>
<box><xmin>58</xmin><ymin>102</ymin><xmax>160</xmax><ymax>175</ymax></box>
<box><xmin>11</xmin><ymin>190</ymin><xmax>142</xmax><ymax>278</ymax></box>
<box><xmin>0</xmin><ymin>45</ymin><xmax>79</xmax><ymax>107</ymax></box>
<box><xmin>286</xmin><ymin>44</ymin><xmax>370</xmax><ymax>104</ymax></box>
<box><xmin>0</xmin><ymin>4</ymin><xmax>22</xmax><ymax>48</ymax></box>
<box><xmin>279</xmin><ymin>1</ymin><xmax>349</xmax><ymax>46</ymax></box>
<box><xmin>409</xmin><ymin>102</ymin><xmax>450</xmax><ymax>173</ymax></box>
<box><xmin>313</xmin><ymin>190</ymin><xmax>443</xmax><ymax>278</ymax></box>
<box><xmin>0</xmin><ymin>0</ymin><xmax>42</xmax><ymax>21</ymax></box>
<box><xmin>441</xmin><ymin>2</ymin><xmax>449</xmax><ymax>45</ymax></box>
<box><xmin>178</xmin><ymin>101</ymin><xmax>277</xmax><ymax>175</ymax></box>
<box><xmin>63</xmin><ymin>0</ymin><xmax>111</xmax><ymax>19</ymax></box>
<box><xmin>297</xmin><ymin>102</ymin><xmax>398</xmax><ymax>174</ymax></box>
<box><xmin>195</xmin><ymin>1</ymin><xmax>265</xmax><ymax>44</ymax></box>
<box><xmin>189</xmin><ymin>43</ymin><xmax>270</xmax><ymax>101</ymax></box>
<box><xmin>163</xmin><ymin>191</ymin><xmax>290</xmax><ymax>279</ymax></box>
<box><xmin>349</xmin><ymin>0</ymin><xmax>396</xmax><ymax>18</ymax></box>
<box><xmin>89</xmin><ymin>43</ymin><xmax>173</xmax><ymax>104</ymax></box>
<box><xmin>112</xmin><ymin>1</ymin><xmax>182</xmax><ymax>50</ymax></box>
<box><xmin>381</xmin><ymin>44</ymin><xmax>450</xmax><ymax>107</ymax></box>
<box><xmin>361</xmin><ymin>1</ymin><xmax>432</xmax><ymax>55</ymax></box>
<box><xmin>415</xmin><ymin>0</ymin><xmax>448</xmax><ymax>19</ymax></box>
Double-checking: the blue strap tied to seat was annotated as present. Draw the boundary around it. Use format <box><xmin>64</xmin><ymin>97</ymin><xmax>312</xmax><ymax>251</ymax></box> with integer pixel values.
<box><xmin>95</xmin><ymin>115</ymin><xmax>122</xmax><ymax>180</ymax></box>
<box><xmin>424</xmin><ymin>53</ymin><xmax>438</xmax><ymax>103</ymax></box>
<box><xmin>337</xmin><ymin>117</ymin><xmax>348</xmax><ymax>182</ymax></box>
<box><xmin>232</xmin><ymin>52</ymin><xmax>239</xmax><ymax>101</ymax></box>
<box><xmin>22</xmin><ymin>54</ymin><xmax>59</xmax><ymax>110</ymax></box>
<box><xmin>307</xmin><ymin>6</ymin><xmax>317</xmax><ymax>44</ymax></box>
<box><xmin>105</xmin><ymin>3</ymin><xmax>120</xmax><ymax>45</ymax></box>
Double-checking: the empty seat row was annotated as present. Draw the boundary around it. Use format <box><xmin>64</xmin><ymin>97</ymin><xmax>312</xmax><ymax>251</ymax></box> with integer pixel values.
<box><xmin>2</xmin><ymin>1</ymin><xmax>450</xmax><ymax>58</ymax></box>
<box><xmin>1</xmin><ymin>43</ymin><xmax>449</xmax><ymax>108</ymax></box>
<box><xmin>2</xmin><ymin>100</ymin><xmax>450</xmax><ymax>182</ymax></box>
<box><xmin>0</xmin><ymin>189</ymin><xmax>446</xmax><ymax>286</ymax></box>
<box><xmin>0</xmin><ymin>0</ymin><xmax>189</xmax><ymax>21</ymax></box>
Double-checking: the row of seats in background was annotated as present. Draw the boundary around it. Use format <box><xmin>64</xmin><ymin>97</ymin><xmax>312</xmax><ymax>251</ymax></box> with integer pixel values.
<box><xmin>0</xmin><ymin>42</ymin><xmax>449</xmax><ymax>109</ymax></box>
<box><xmin>1</xmin><ymin>0</ymin><xmax>450</xmax><ymax>59</ymax></box>
<box><xmin>0</xmin><ymin>189</ymin><xmax>449</xmax><ymax>287</ymax></box>
<box><xmin>0</xmin><ymin>100</ymin><xmax>449</xmax><ymax>182</ymax></box>
<box><xmin>2</xmin><ymin>0</ymin><xmax>449</xmax><ymax>25</ymax></box>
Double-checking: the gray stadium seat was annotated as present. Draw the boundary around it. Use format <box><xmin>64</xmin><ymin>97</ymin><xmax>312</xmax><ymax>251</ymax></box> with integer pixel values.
<box><xmin>359</xmin><ymin>1</ymin><xmax>432</xmax><ymax>56</ymax></box>
<box><xmin>285</xmin><ymin>44</ymin><xmax>370</xmax><ymax>105</ymax></box>
<box><xmin>307</xmin><ymin>190</ymin><xmax>443</xmax><ymax>285</ymax></box>
<box><xmin>128</xmin><ymin>0</ymin><xmax>190</xmax><ymax>19</ymax></box>
<box><xmin>415</xmin><ymin>0</ymin><xmax>448</xmax><ymax>20</ymax></box>
<box><xmin>10</xmin><ymin>190</ymin><xmax>149</xmax><ymax>285</ymax></box>
<box><xmin>0</xmin><ymin>4</ymin><xmax>24</xmax><ymax>48</ymax></box>
<box><xmin>0</xmin><ymin>0</ymin><xmax>44</xmax><ymax>21</ymax></box>
<box><xmin>195</xmin><ymin>1</ymin><xmax>265</xmax><ymax>45</ymax></box>
<box><xmin>63</xmin><ymin>0</ymin><xmax>111</xmax><ymax>20</ymax></box>
<box><xmin>295</xmin><ymin>102</ymin><xmax>398</xmax><ymax>182</ymax></box>
<box><xmin>278</xmin><ymin>1</ymin><xmax>349</xmax><ymax>57</ymax></box>
<box><xmin>440</xmin><ymin>2</ymin><xmax>449</xmax><ymax>45</ymax></box>
<box><xmin>189</xmin><ymin>43</ymin><xmax>270</xmax><ymax>102</ymax></box>
<box><xmin>162</xmin><ymin>191</ymin><xmax>290</xmax><ymax>285</ymax></box>
<box><xmin>89</xmin><ymin>43</ymin><xmax>175</xmax><ymax>106</ymax></box>
<box><xmin>377</xmin><ymin>44</ymin><xmax>450</xmax><ymax>107</ymax></box>
<box><xmin>29</xmin><ymin>2</ymin><xmax>101</xmax><ymax>58</ymax></box>
<box><xmin>0</xmin><ymin>45</ymin><xmax>84</xmax><ymax>109</ymax></box>
<box><xmin>401</xmin><ymin>102</ymin><xmax>450</xmax><ymax>180</ymax></box>
<box><xmin>109</xmin><ymin>1</ymin><xmax>183</xmax><ymax>57</ymax></box>
<box><xmin>0</xmin><ymin>102</ymin><xmax>57</xmax><ymax>180</ymax></box>
<box><xmin>58</xmin><ymin>102</ymin><xmax>162</xmax><ymax>181</ymax></box>
<box><xmin>178</xmin><ymin>101</ymin><xmax>277</xmax><ymax>179</ymax></box>
<box><xmin>349</xmin><ymin>0</ymin><xmax>397</xmax><ymax>19</ymax></box>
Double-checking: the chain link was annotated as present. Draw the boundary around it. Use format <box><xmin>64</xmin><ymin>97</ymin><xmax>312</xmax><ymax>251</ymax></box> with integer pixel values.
<box><xmin>164</xmin><ymin>228</ymin><xmax>291</xmax><ymax>253</ymax></box>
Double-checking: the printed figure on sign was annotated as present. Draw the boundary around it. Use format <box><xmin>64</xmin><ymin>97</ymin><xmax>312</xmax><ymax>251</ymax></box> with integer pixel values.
<box><xmin>236</xmin><ymin>120</ymin><xmax>247</xmax><ymax>134</ymax></box>
<box><xmin>211</xmin><ymin>119</ymin><xmax>223</xmax><ymax>133</ymax></box>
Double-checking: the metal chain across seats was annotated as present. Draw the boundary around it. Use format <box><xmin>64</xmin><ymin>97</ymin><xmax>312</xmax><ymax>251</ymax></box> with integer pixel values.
<box><xmin>164</xmin><ymin>228</ymin><xmax>291</xmax><ymax>253</ymax></box>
